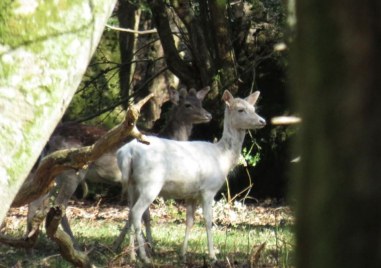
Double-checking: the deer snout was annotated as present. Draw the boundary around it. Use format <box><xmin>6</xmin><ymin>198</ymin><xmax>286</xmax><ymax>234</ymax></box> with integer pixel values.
<box><xmin>204</xmin><ymin>112</ymin><xmax>212</xmax><ymax>122</ymax></box>
<box><xmin>193</xmin><ymin>111</ymin><xmax>212</xmax><ymax>124</ymax></box>
<box><xmin>258</xmin><ymin>117</ymin><xmax>266</xmax><ymax>128</ymax></box>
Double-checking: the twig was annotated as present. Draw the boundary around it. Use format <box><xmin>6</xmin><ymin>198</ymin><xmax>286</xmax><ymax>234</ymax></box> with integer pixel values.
<box><xmin>106</xmin><ymin>24</ymin><xmax>157</xmax><ymax>35</ymax></box>
<box><xmin>250</xmin><ymin>242</ymin><xmax>266</xmax><ymax>268</ymax></box>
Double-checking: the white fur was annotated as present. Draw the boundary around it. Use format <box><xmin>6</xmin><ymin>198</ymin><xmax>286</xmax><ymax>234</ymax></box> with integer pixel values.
<box><xmin>116</xmin><ymin>90</ymin><xmax>266</xmax><ymax>263</ymax></box>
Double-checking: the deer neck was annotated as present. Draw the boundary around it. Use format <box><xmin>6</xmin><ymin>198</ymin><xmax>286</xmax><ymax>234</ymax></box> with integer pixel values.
<box><xmin>160</xmin><ymin>114</ymin><xmax>193</xmax><ymax>141</ymax></box>
<box><xmin>217</xmin><ymin>110</ymin><xmax>246</xmax><ymax>168</ymax></box>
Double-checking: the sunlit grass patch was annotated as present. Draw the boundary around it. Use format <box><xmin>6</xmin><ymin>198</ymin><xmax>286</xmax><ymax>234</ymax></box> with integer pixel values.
<box><xmin>1</xmin><ymin>200</ymin><xmax>295</xmax><ymax>267</ymax></box>
<box><xmin>148</xmin><ymin>221</ymin><xmax>294</xmax><ymax>267</ymax></box>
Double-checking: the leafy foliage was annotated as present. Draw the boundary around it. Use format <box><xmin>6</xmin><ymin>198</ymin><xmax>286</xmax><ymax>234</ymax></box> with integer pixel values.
<box><xmin>64</xmin><ymin>28</ymin><xmax>124</xmax><ymax>128</ymax></box>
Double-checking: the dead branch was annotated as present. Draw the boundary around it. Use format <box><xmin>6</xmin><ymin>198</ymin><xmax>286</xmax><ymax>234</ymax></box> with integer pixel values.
<box><xmin>45</xmin><ymin>205</ymin><xmax>91</xmax><ymax>268</ymax></box>
<box><xmin>11</xmin><ymin>93</ymin><xmax>153</xmax><ymax>208</ymax></box>
<box><xmin>0</xmin><ymin>94</ymin><xmax>153</xmax><ymax>267</ymax></box>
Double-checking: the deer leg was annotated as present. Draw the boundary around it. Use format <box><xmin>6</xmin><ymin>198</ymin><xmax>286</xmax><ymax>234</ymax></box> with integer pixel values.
<box><xmin>182</xmin><ymin>200</ymin><xmax>196</xmax><ymax>262</ymax></box>
<box><xmin>142</xmin><ymin>208</ymin><xmax>153</xmax><ymax>249</ymax></box>
<box><xmin>127</xmin><ymin>186</ymin><xmax>137</xmax><ymax>261</ymax></box>
<box><xmin>114</xmin><ymin>184</ymin><xmax>141</xmax><ymax>262</ymax></box>
<box><xmin>130</xmin><ymin>186</ymin><xmax>161</xmax><ymax>263</ymax></box>
<box><xmin>27</xmin><ymin>194</ymin><xmax>49</xmax><ymax>234</ymax></box>
<box><xmin>202</xmin><ymin>195</ymin><xmax>217</xmax><ymax>261</ymax></box>
<box><xmin>55</xmin><ymin>170</ymin><xmax>84</xmax><ymax>246</ymax></box>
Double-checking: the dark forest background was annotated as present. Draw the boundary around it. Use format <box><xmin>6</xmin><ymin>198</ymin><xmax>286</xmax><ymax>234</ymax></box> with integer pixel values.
<box><xmin>63</xmin><ymin>0</ymin><xmax>295</xmax><ymax>202</ymax></box>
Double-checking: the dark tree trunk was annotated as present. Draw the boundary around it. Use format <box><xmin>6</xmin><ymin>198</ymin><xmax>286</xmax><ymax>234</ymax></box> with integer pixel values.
<box><xmin>148</xmin><ymin>0</ymin><xmax>197</xmax><ymax>88</ymax></box>
<box><xmin>171</xmin><ymin>0</ymin><xmax>214</xmax><ymax>87</ymax></box>
<box><xmin>149</xmin><ymin>0</ymin><xmax>237</xmax><ymax>97</ymax></box>
<box><xmin>209</xmin><ymin>0</ymin><xmax>237</xmax><ymax>93</ymax></box>
<box><xmin>292</xmin><ymin>0</ymin><xmax>381</xmax><ymax>267</ymax></box>
<box><xmin>118</xmin><ymin>0</ymin><xmax>139</xmax><ymax>108</ymax></box>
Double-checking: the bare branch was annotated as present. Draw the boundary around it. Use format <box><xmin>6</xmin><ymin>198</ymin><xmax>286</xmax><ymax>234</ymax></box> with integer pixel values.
<box><xmin>106</xmin><ymin>24</ymin><xmax>157</xmax><ymax>35</ymax></box>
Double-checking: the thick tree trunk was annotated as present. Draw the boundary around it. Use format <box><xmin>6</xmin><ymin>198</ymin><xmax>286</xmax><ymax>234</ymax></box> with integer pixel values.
<box><xmin>0</xmin><ymin>0</ymin><xmax>117</xmax><ymax>224</ymax></box>
<box><xmin>292</xmin><ymin>0</ymin><xmax>381</xmax><ymax>267</ymax></box>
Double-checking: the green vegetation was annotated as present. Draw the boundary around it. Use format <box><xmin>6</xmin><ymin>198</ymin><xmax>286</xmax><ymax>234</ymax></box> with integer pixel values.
<box><xmin>1</xmin><ymin>200</ymin><xmax>294</xmax><ymax>267</ymax></box>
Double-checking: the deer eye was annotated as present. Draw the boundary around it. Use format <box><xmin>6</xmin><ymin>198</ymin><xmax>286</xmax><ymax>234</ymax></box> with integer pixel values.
<box><xmin>238</xmin><ymin>109</ymin><xmax>245</xmax><ymax>113</ymax></box>
<box><xmin>185</xmin><ymin>103</ymin><xmax>192</xmax><ymax>108</ymax></box>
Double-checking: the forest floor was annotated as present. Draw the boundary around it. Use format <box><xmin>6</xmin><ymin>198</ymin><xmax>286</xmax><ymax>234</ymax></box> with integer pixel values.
<box><xmin>1</xmin><ymin>198</ymin><xmax>295</xmax><ymax>267</ymax></box>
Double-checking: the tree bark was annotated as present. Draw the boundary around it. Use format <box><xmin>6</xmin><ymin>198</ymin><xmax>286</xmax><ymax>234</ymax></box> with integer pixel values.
<box><xmin>292</xmin><ymin>0</ymin><xmax>381</xmax><ymax>267</ymax></box>
<box><xmin>208</xmin><ymin>0</ymin><xmax>237</xmax><ymax>93</ymax></box>
<box><xmin>148</xmin><ymin>0</ymin><xmax>198</xmax><ymax>88</ymax></box>
<box><xmin>0</xmin><ymin>0</ymin><xmax>117</xmax><ymax>225</ymax></box>
<box><xmin>171</xmin><ymin>0</ymin><xmax>214</xmax><ymax>86</ymax></box>
<box><xmin>118</xmin><ymin>0</ymin><xmax>140</xmax><ymax>108</ymax></box>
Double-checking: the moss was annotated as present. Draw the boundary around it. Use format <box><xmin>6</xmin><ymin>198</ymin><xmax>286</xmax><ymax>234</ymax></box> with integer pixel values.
<box><xmin>1</xmin><ymin>0</ymin><xmax>116</xmax><ymax>203</ymax></box>
<box><xmin>0</xmin><ymin>0</ymin><xmax>88</xmax><ymax>50</ymax></box>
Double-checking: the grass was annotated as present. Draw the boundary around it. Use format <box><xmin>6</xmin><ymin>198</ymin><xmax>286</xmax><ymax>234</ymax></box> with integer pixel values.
<box><xmin>0</xmin><ymin>199</ymin><xmax>294</xmax><ymax>267</ymax></box>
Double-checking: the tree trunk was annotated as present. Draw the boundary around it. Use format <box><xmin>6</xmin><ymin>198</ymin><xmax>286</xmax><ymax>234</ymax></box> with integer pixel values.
<box><xmin>0</xmin><ymin>0</ymin><xmax>117</xmax><ymax>225</ymax></box>
<box><xmin>118</xmin><ymin>0</ymin><xmax>140</xmax><ymax>108</ymax></box>
<box><xmin>171</xmin><ymin>0</ymin><xmax>214</xmax><ymax>87</ymax></box>
<box><xmin>148</xmin><ymin>0</ymin><xmax>198</xmax><ymax>88</ymax></box>
<box><xmin>292</xmin><ymin>0</ymin><xmax>381</xmax><ymax>267</ymax></box>
<box><xmin>208</xmin><ymin>0</ymin><xmax>237</xmax><ymax>93</ymax></box>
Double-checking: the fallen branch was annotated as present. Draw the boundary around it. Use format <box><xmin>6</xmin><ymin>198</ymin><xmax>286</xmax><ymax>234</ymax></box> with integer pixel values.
<box><xmin>1</xmin><ymin>93</ymin><xmax>153</xmax><ymax>267</ymax></box>
<box><xmin>11</xmin><ymin>93</ymin><xmax>153</xmax><ymax>207</ymax></box>
<box><xmin>45</xmin><ymin>205</ymin><xmax>91</xmax><ymax>268</ymax></box>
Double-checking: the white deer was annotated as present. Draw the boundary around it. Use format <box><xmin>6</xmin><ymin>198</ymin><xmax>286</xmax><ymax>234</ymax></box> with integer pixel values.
<box><xmin>26</xmin><ymin>87</ymin><xmax>211</xmax><ymax>246</ymax></box>
<box><xmin>116</xmin><ymin>90</ymin><xmax>266</xmax><ymax>263</ymax></box>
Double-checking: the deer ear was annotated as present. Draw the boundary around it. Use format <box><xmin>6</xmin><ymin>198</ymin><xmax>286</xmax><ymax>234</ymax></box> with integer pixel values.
<box><xmin>168</xmin><ymin>87</ymin><xmax>180</xmax><ymax>105</ymax></box>
<box><xmin>196</xmin><ymin>86</ymin><xmax>210</xmax><ymax>100</ymax></box>
<box><xmin>179</xmin><ymin>87</ymin><xmax>188</xmax><ymax>100</ymax></box>
<box><xmin>246</xmin><ymin>91</ymin><xmax>260</xmax><ymax>106</ymax></box>
<box><xmin>188</xmin><ymin>88</ymin><xmax>197</xmax><ymax>98</ymax></box>
<box><xmin>222</xmin><ymin>90</ymin><xmax>234</xmax><ymax>107</ymax></box>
